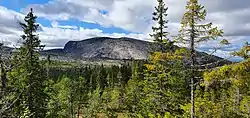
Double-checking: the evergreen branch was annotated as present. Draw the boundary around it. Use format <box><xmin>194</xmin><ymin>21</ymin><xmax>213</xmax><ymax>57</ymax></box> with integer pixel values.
<box><xmin>0</xmin><ymin>83</ymin><xmax>34</xmax><ymax>114</ymax></box>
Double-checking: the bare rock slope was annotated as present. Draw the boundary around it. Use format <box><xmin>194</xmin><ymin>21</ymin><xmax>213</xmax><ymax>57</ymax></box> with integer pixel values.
<box><xmin>42</xmin><ymin>37</ymin><xmax>231</xmax><ymax>66</ymax></box>
<box><xmin>47</xmin><ymin>37</ymin><xmax>154</xmax><ymax>60</ymax></box>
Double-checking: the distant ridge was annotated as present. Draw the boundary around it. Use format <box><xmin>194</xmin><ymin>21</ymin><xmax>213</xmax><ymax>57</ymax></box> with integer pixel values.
<box><xmin>43</xmin><ymin>37</ymin><xmax>154</xmax><ymax>60</ymax></box>
<box><xmin>35</xmin><ymin>37</ymin><xmax>231</xmax><ymax>66</ymax></box>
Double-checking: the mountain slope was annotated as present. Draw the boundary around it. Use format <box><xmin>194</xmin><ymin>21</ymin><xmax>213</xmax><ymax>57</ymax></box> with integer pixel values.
<box><xmin>41</xmin><ymin>37</ymin><xmax>231</xmax><ymax>65</ymax></box>
<box><xmin>43</xmin><ymin>37</ymin><xmax>157</xmax><ymax>60</ymax></box>
<box><xmin>64</xmin><ymin>37</ymin><xmax>154</xmax><ymax>59</ymax></box>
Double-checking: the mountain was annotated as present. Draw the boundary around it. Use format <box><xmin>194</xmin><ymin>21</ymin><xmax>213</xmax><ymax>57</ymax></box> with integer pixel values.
<box><xmin>0</xmin><ymin>44</ymin><xmax>14</xmax><ymax>58</ymax></box>
<box><xmin>42</xmin><ymin>37</ymin><xmax>157</xmax><ymax>60</ymax></box>
<box><xmin>0</xmin><ymin>37</ymin><xmax>230</xmax><ymax>66</ymax></box>
<box><xmin>42</xmin><ymin>37</ymin><xmax>231</xmax><ymax>66</ymax></box>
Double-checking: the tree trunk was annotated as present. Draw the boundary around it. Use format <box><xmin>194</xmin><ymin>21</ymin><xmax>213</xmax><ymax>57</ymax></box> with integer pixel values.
<box><xmin>190</xmin><ymin>6</ymin><xmax>196</xmax><ymax>117</ymax></box>
<box><xmin>77</xmin><ymin>105</ymin><xmax>80</xmax><ymax>118</ymax></box>
<box><xmin>0</xmin><ymin>62</ymin><xmax>6</xmax><ymax>88</ymax></box>
<box><xmin>46</xmin><ymin>55</ymin><xmax>51</xmax><ymax>79</ymax></box>
<box><xmin>0</xmin><ymin>52</ymin><xmax>6</xmax><ymax>89</ymax></box>
<box><xmin>70</xmin><ymin>91</ymin><xmax>74</xmax><ymax>118</ymax></box>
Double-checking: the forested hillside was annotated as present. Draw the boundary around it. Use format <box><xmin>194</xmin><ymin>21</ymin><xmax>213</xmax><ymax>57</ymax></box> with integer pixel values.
<box><xmin>0</xmin><ymin>0</ymin><xmax>250</xmax><ymax>118</ymax></box>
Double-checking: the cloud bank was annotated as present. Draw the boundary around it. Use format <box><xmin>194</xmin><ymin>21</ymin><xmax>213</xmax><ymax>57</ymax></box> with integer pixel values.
<box><xmin>0</xmin><ymin>0</ymin><xmax>250</xmax><ymax>60</ymax></box>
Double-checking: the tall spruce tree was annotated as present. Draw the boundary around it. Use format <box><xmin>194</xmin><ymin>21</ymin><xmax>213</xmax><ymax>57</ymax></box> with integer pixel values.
<box><xmin>150</xmin><ymin>0</ymin><xmax>172</xmax><ymax>50</ymax></box>
<box><xmin>0</xmin><ymin>43</ymin><xmax>6</xmax><ymax>89</ymax></box>
<box><xmin>138</xmin><ymin>0</ymin><xmax>190</xmax><ymax>117</ymax></box>
<box><xmin>177</xmin><ymin>0</ymin><xmax>223</xmax><ymax>117</ymax></box>
<box><xmin>12</xmin><ymin>8</ymin><xmax>47</xmax><ymax>117</ymax></box>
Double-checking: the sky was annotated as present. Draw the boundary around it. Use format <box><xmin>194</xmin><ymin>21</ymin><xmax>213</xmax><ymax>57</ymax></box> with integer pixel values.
<box><xmin>0</xmin><ymin>0</ymin><xmax>250</xmax><ymax>60</ymax></box>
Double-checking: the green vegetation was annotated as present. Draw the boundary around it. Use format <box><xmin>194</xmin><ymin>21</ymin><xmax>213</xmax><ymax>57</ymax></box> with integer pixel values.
<box><xmin>0</xmin><ymin>0</ymin><xmax>249</xmax><ymax>118</ymax></box>
<box><xmin>176</xmin><ymin>0</ymin><xmax>224</xmax><ymax>117</ymax></box>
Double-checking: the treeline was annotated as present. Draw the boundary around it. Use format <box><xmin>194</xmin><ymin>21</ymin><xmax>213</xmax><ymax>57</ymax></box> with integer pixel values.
<box><xmin>45</xmin><ymin>62</ymin><xmax>140</xmax><ymax>118</ymax></box>
<box><xmin>48</xmin><ymin>63</ymin><xmax>134</xmax><ymax>92</ymax></box>
<box><xmin>1</xmin><ymin>0</ymin><xmax>250</xmax><ymax>118</ymax></box>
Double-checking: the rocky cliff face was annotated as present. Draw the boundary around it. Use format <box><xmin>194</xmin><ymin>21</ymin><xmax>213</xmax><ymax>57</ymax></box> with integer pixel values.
<box><xmin>61</xmin><ymin>37</ymin><xmax>153</xmax><ymax>60</ymax></box>
<box><xmin>41</xmin><ymin>37</ymin><xmax>231</xmax><ymax>66</ymax></box>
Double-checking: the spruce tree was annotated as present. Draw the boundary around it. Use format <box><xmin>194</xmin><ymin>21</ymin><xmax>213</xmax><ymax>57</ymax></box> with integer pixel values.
<box><xmin>177</xmin><ymin>0</ymin><xmax>223</xmax><ymax>117</ymax></box>
<box><xmin>11</xmin><ymin>8</ymin><xmax>47</xmax><ymax>117</ymax></box>
<box><xmin>0</xmin><ymin>43</ymin><xmax>8</xmax><ymax>90</ymax></box>
<box><xmin>46</xmin><ymin>55</ymin><xmax>51</xmax><ymax>78</ymax></box>
<box><xmin>137</xmin><ymin>0</ymin><xmax>191</xmax><ymax>117</ymax></box>
<box><xmin>99</xmin><ymin>64</ymin><xmax>107</xmax><ymax>93</ymax></box>
<box><xmin>150</xmin><ymin>0</ymin><xmax>172</xmax><ymax>50</ymax></box>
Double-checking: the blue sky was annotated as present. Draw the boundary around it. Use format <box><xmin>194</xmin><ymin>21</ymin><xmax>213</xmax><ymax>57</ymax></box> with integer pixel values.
<box><xmin>0</xmin><ymin>0</ymin><xmax>49</xmax><ymax>11</ymax></box>
<box><xmin>0</xmin><ymin>0</ymin><xmax>250</xmax><ymax>60</ymax></box>
<box><xmin>0</xmin><ymin>0</ymin><xmax>135</xmax><ymax>34</ymax></box>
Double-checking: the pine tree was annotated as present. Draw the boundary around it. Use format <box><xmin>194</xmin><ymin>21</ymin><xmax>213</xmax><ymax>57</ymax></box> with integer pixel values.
<box><xmin>177</xmin><ymin>0</ymin><xmax>223</xmax><ymax>117</ymax></box>
<box><xmin>46</xmin><ymin>55</ymin><xmax>51</xmax><ymax>78</ymax></box>
<box><xmin>0</xmin><ymin>43</ymin><xmax>6</xmax><ymax>89</ymax></box>
<box><xmin>11</xmin><ymin>8</ymin><xmax>47</xmax><ymax>117</ymax></box>
<box><xmin>99</xmin><ymin>64</ymin><xmax>107</xmax><ymax>93</ymax></box>
<box><xmin>139</xmin><ymin>51</ymin><xmax>189</xmax><ymax>117</ymax></box>
<box><xmin>75</xmin><ymin>76</ymin><xmax>89</xmax><ymax>118</ymax></box>
<box><xmin>137</xmin><ymin>0</ymin><xmax>191</xmax><ymax>117</ymax></box>
<box><xmin>51</xmin><ymin>76</ymin><xmax>74</xmax><ymax>117</ymax></box>
<box><xmin>124</xmin><ymin>60</ymin><xmax>141</xmax><ymax>116</ymax></box>
<box><xmin>150</xmin><ymin>0</ymin><xmax>172</xmax><ymax>50</ymax></box>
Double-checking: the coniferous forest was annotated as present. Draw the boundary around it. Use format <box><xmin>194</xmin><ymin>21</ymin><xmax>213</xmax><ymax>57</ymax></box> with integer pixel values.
<box><xmin>1</xmin><ymin>0</ymin><xmax>250</xmax><ymax>118</ymax></box>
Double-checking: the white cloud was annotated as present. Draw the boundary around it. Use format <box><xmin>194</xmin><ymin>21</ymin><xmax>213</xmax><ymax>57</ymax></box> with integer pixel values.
<box><xmin>1</xmin><ymin>0</ymin><xmax>250</xmax><ymax>60</ymax></box>
<box><xmin>51</xmin><ymin>21</ymin><xmax>78</xmax><ymax>29</ymax></box>
<box><xmin>0</xmin><ymin>6</ymin><xmax>24</xmax><ymax>47</ymax></box>
<box><xmin>21</xmin><ymin>0</ymin><xmax>250</xmax><ymax>43</ymax></box>
<box><xmin>22</xmin><ymin>0</ymin><xmax>156</xmax><ymax>32</ymax></box>
<box><xmin>39</xmin><ymin>25</ymin><xmax>151</xmax><ymax>48</ymax></box>
<box><xmin>22</xmin><ymin>0</ymin><xmax>250</xmax><ymax>36</ymax></box>
<box><xmin>0</xmin><ymin>6</ymin><xmax>148</xmax><ymax>48</ymax></box>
